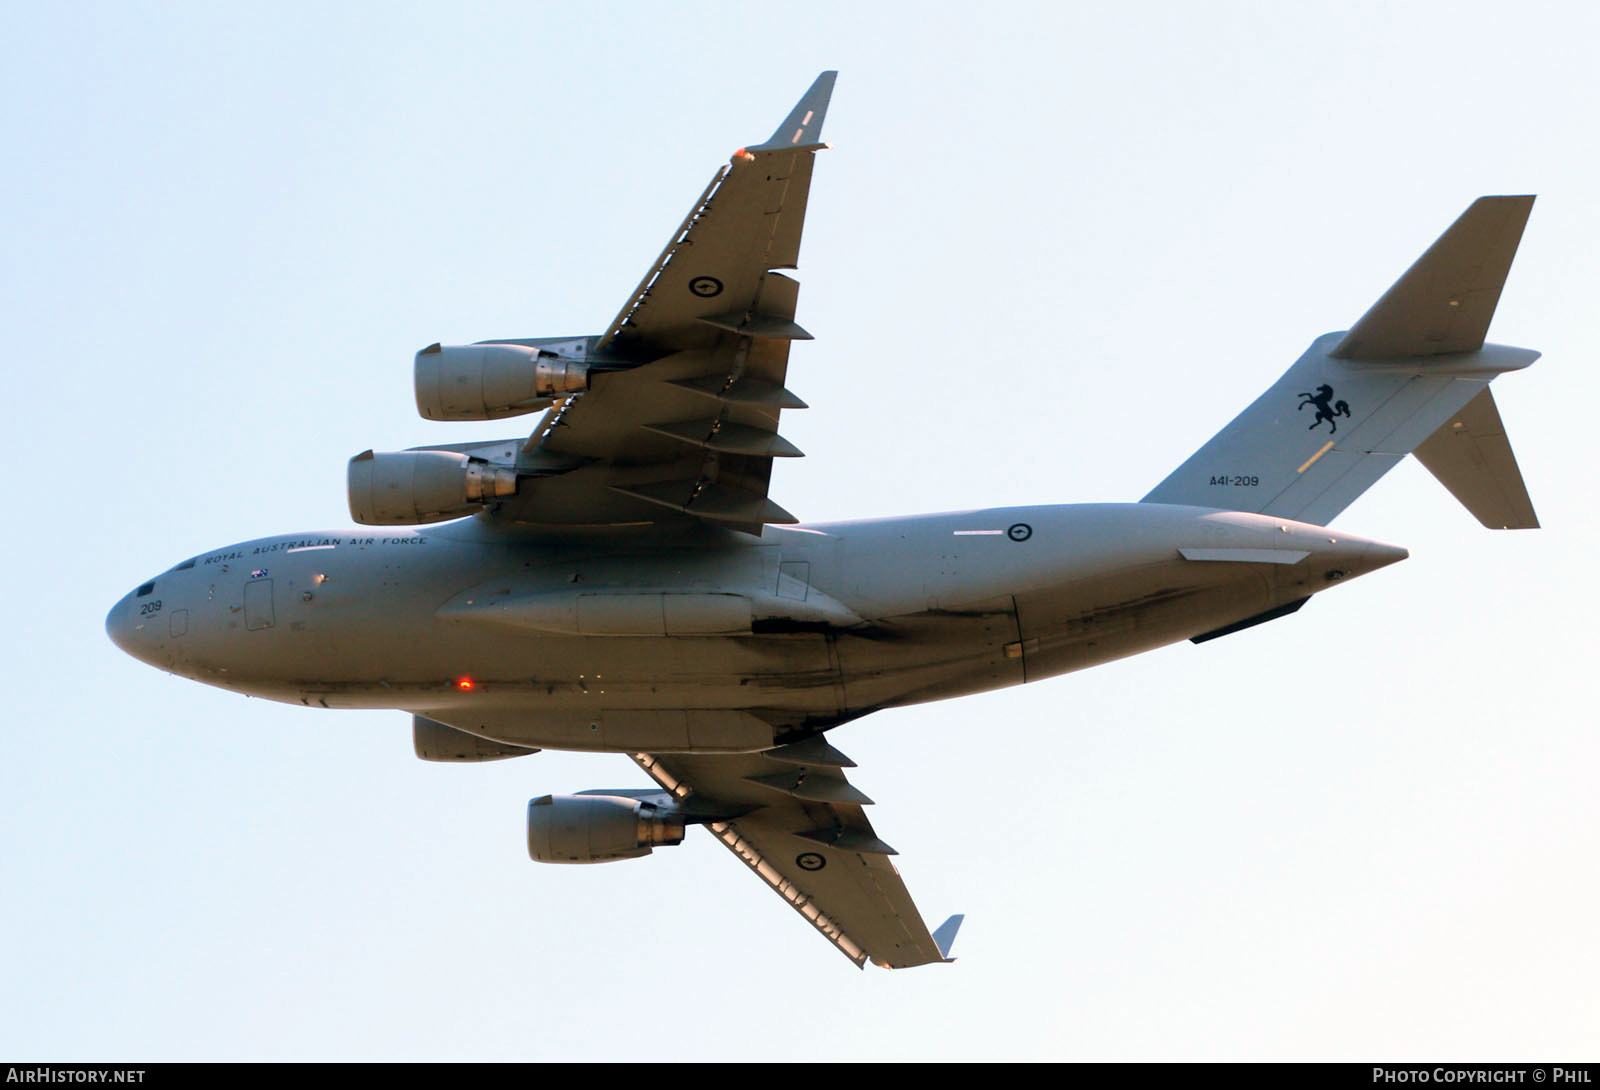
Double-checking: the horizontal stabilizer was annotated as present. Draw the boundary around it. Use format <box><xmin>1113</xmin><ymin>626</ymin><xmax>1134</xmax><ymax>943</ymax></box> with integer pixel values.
<box><xmin>1331</xmin><ymin>196</ymin><xmax>1534</xmax><ymax>360</ymax></box>
<box><xmin>1142</xmin><ymin>336</ymin><xmax>1539</xmax><ymax>525</ymax></box>
<box><xmin>1144</xmin><ymin>197</ymin><xmax>1540</xmax><ymax>526</ymax></box>
<box><xmin>1412</xmin><ymin>386</ymin><xmax>1539</xmax><ymax>528</ymax></box>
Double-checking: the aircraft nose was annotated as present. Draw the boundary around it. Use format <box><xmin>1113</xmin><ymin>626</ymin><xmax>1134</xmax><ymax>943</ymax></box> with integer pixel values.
<box><xmin>106</xmin><ymin>591</ymin><xmax>137</xmax><ymax>656</ymax></box>
<box><xmin>106</xmin><ymin>584</ymin><xmax>160</xmax><ymax>665</ymax></box>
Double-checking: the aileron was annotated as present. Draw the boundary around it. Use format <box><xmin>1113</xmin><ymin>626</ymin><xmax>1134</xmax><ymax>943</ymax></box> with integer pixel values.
<box><xmin>494</xmin><ymin>76</ymin><xmax>837</xmax><ymax>535</ymax></box>
<box><xmin>632</xmin><ymin>744</ymin><xmax>955</xmax><ymax>970</ymax></box>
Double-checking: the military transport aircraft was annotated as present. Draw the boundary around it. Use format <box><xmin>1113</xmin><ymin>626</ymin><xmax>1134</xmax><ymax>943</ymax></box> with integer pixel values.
<box><xmin>106</xmin><ymin>72</ymin><xmax>1540</xmax><ymax>969</ymax></box>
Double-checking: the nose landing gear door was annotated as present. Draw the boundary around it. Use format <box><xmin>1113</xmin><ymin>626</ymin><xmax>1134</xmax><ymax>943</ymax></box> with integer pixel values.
<box><xmin>244</xmin><ymin>578</ymin><xmax>276</xmax><ymax>631</ymax></box>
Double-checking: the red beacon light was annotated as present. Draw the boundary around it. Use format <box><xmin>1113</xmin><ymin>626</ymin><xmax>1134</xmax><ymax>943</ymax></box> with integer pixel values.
<box><xmin>455</xmin><ymin>676</ymin><xmax>475</xmax><ymax>692</ymax></box>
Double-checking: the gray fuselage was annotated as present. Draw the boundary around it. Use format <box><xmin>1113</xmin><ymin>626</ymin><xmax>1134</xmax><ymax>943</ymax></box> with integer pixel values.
<box><xmin>106</xmin><ymin>502</ymin><xmax>1404</xmax><ymax>752</ymax></box>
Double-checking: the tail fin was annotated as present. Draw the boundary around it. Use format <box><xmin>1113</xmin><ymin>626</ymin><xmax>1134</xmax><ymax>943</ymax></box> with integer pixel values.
<box><xmin>1142</xmin><ymin>196</ymin><xmax>1539</xmax><ymax>527</ymax></box>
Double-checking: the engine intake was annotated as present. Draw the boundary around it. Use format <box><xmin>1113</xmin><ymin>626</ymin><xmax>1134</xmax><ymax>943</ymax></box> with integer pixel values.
<box><xmin>347</xmin><ymin>449</ymin><xmax>518</xmax><ymax>525</ymax></box>
<box><xmin>415</xmin><ymin>343</ymin><xmax>589</xmax><ymax>421</ymax></box>
<box><xmin>527</xmin><ymin>794</ymin><xmax>686</xmax><ymax>864</ymax></box>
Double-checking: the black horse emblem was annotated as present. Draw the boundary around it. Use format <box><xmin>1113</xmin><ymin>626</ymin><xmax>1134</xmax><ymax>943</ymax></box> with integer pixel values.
<box><xmin>1298</xmin><ymin>384</ymin><xmax>1352</xmax><ymax>433</ymax></box>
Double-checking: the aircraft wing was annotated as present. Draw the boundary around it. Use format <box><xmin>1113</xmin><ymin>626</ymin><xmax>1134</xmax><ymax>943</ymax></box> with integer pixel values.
<box><xmin>499</xmin><ymin>73</ymin><xmax>836</xmax><ymax>535</ymax></box>
<box><xmin>632</xmin><ymin>740</ymin><xmax>961</xmax><ymax>969</ymax></box>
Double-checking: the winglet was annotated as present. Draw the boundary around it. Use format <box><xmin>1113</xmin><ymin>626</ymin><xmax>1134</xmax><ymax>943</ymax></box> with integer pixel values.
<box><xmin>746</xmin><ymin>71</ymin><xmax>838</xmax><ymax>152</ymax></box>
<box><xmin>1330</xmin><ymin>195</ymin><xmax>1535</xmax><ymax>360</ymax></box>
<box><xmin>932</xmin><ymin>913</ymin><xmax>965</xmax><ymax>961</ymax></box>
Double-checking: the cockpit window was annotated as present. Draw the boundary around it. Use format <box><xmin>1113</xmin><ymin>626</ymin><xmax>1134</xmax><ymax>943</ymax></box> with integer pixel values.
<box><xmin>136</xmin><ymin>582</ymin><xmax>155</xmax><ymax>598</ymax></box>
<box><xmin>173</xmin><ymin>558</ymin><xmax>197</xmax><ymax>571</ymax></box>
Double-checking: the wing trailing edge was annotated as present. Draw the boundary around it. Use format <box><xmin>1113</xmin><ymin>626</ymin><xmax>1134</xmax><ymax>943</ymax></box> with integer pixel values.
<box><xmin>632</xmin><ymin>744</ymin><xmax>956</xmax><ymax>969</ymax></box>
<box><xmin>503</xmin><ymin>75</ymin><xmax>839</xmax><ymax>535</ymax></box>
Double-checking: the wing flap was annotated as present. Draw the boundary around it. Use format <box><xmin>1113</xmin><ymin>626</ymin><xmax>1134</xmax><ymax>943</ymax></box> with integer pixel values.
<box><xmin>705</xmin><ymin>816</ymin><xmax>872</xmax><ymax>967</ymax></box>
<box><xmin>498</xmin><ymin>76</ymin><xmax>836</xmax><ymax>534</ymax></box>
<box><xmin>633</xmin><ymin>743</ymin><xmax>952</xmax><ymax>969</ymax></box>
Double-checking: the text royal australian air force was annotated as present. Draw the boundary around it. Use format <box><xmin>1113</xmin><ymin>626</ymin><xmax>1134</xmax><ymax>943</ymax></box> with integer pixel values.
<box><xmin>193</xmin><ymin>532</ymin><xmax>434</xmax><ymax>566</ymax></box>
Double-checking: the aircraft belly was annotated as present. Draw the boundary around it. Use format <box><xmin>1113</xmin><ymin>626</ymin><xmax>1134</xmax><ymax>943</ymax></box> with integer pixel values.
<box><xmin>833</xmin><ymin>595</ymin><xmax>1025</xmax><ymax>710</ymax></box>
<box><xmin>288</xmin><ymin>626</ymin><xmax>845</xmax><ymax>750</ymax></box>
<box><xmin>421</xmin><ymin>705</ymin><xmax>783</xmax><ymax>753</ymax></box>
<box><xmin>293</xmin><ymin>628</ymin><xmax>837</xmax><ymax>696</ymax></box>
<box><xmin>1013</xmin><ymin>558</ymin><xmax>1273</xmax><ymax>681</ymax></box>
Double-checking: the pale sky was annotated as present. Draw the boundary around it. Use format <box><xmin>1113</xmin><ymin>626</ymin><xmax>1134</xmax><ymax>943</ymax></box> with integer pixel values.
<box><xmin>4</xmin><ymin>0</ymin><xmax>1597</xmax><ymax>1060</ymax></box>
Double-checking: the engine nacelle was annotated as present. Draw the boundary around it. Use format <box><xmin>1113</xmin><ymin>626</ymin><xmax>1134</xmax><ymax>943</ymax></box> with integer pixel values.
<box><xmin>347</xmin><ymin>449</ymin><xmax>518</xmax><ymax>525</ymax></box>
<box><xmin>527</xmin><ymin>794</ymin><xmax>686</xmax><ymax>864</ymax></box>
<box><xmin>414</xmin><ymin>342</ymin><xmax>589</xmax><ymax>421</ymax></box>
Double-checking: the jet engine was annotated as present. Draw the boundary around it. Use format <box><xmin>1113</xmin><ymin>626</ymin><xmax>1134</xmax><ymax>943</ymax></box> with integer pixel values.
<box><xmin>347</xmin><ymin>449</ymin><xmax>518</xmax><ymax>525</ymax></box>
<box><xmin>414</xmin><ymin>342</ymin><xmax>589</xmax><ymax>421</ymax></box>
<box><xmin>527</xmin><ymin>794</ymin><xmax>686</xmax><ymax>864</ymax></box>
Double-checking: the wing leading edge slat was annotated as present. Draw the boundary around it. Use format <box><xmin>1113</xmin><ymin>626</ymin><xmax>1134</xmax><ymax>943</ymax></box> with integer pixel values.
<box><xmin>495</xmin><ymin>73</ymin><xmax>838</xmax><ymax>535</ymax></box>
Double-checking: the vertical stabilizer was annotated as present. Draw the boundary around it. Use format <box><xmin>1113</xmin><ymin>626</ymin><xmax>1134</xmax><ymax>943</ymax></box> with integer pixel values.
<box><xmin>1143</xmin><ymin>198</ymin><xmax>1539</xmax><ymax>528</ymax></box>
